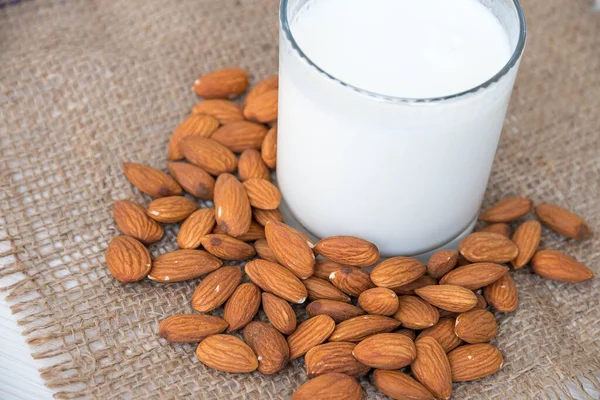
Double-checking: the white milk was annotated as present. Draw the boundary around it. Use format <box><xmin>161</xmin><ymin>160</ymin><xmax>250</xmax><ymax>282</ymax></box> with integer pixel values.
<box><xmin>278</xmin><ymin>0</ymin><xmax>524</xmax><ymax>256</ymax></box>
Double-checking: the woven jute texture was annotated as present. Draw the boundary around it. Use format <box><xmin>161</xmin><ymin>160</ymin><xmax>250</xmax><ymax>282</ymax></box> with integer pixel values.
<box><xmin>1</xmin><ymin>0</ymin><xmax>599</xmax><ymax>398</ymax></box>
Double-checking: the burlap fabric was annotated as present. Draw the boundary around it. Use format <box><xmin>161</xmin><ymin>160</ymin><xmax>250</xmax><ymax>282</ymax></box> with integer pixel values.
<box><xmin>1</xmin><ymin>0</ymin><xmax>599</xmax><ymax>398</ymax></box>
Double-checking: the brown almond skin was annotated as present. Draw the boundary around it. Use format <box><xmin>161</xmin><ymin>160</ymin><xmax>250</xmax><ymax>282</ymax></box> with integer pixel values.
<box><xmin>192</xmin><ymin>99</ymin><xmax>244</xmax><ymax>124</ymax></box>
<box><xmin>243</xmin><ymin>179</ymin><xmax>281</xmax><ymax>210</ymax></box>
<box><xmin>261</xmin><ymin>125</ymin><xmax>277</xmax><ymax>169</ymax></box>
<box><xmin>106</xmin><ymin>236</ymin><xmax>151</xmax><ymax>282</ymax></box>
<box><xmin>148</xmin><ymin>249</ymin><xmax>222</xmax><ymax>283</ymax></box>
<box><xmin>329</xmin><ymin>266</ymin><xmax>375</xmax><ymax>297</ymax></box>
<box><xmin>483</xmin><ymin>272</ymin><xmax>518</xmax><ymax>312</ymax></box>
<box><xmin>176</xmin><ymin>208</ymin><xmax>216</xmax><ymax>249</ymax></box>
<box><xmin>448</xmin><ymin>343</ymin><xmax>503</xmax><ymax>382</ymax></box>
<box><xmin>480</xmin><ymin>223</ymin><xmax>511</xmax><ymax>238</ymax></box>
<box><xmin>222</xmin><ymin>282</ymin><xmax>261</xmax><ymax>332</ymax></box>
<box><xmin>417</xmin><ymin>318</ymin><xmax>463</xmax><ymax>353</ymax></box>
<box><xmin>455</xmin><ymin>309</ymin><xmax>497</xmax><ymax>343</ymax></box>
<box><xmin>191</xmin><ymin>266</ymin><xmax>242</xmax><ymax>312</ymax></box>
<box><xmin>415</xmin><ymin>285</ymin><xmax>478</xmax><ymax>313</ymax></box>
<box><xmin>179</xmin><ymin>136</ymin><xmax>238</xmax><ymax>176</ymax></box>
<box><xmin>243</xmin><ymin>321</ymin><xmax>289</xmax><ymax>374</ymax></box>
<box><xmin>245</xmin><ymin>259</ymin><xmax>308</xmax><ymax>304</ymax></box>
<box><xmin>113</xmin><ymin>200</ymin><xmax>163</xmax><ymax>244</ymax></box>
<box><xmin>393</xmin><ymin>276</ymin><xmax>438</xmax><ymax>295</ymax></box>
<box><xmin>535</xmin><ymin>203</ymin><xmax>592</xmax><ymax>239</ymax></box>
<box><xmin>531</xmin><ymin>250</ymin><xmax>594</xmax><ymax>283</ymax></box>
<box><xmin>214</xmin><ymin>173</ymin><xmax>252</xmax><ymax>237</ymax></box>
<box><xmin>394</xmin><ymin>295</ymin><xmax>440</xmax><ymax>330</ymax></box>
<box><xmin>238</xmin><ymin>149</ymin><xmax>270</xmax><ymax>181</ymax></box>
<box><xmin>353</xmin><ymin>333</ymin><xmax>416</xmax><ymax>369</ymax></box>
<box><xmin>262</xmin><ymin>293</ymin><xmax>297</xmax><ymax>335</ymax></box>
<box><xmin>304</xmin><ymin>277</ymin><xmax>351</xmax><ymax>303</ymax></box>
<box><xmin>475</xmin><ymin>294</ymin><xmax>488</xmax><ymax>310</ymax></box>
<box><xmin>210</xmin><ymin>121</ymin><xmax>268</xmax><ymax>153</ymax></box>
<box><xmin>253</xmin><ymin>207</ymin><xmax>284</xmax><ymax>226</ymax></box>
<box><xmin>167</xmin><ymin>162</ymin><xmax>215</xmax><ymax>200</ymax></box>
<box><xmin>158</xmin><ymin>314</ymin><xmax>228</xmax><ymax>343</ymax></box>
<box><xmin>287</xmin><ymin>315</ymin><xmax>336</xmax><ymax>360</ymax></box>
<box><xmin>412</xmin><ymin>337</ymin><xmax>453</xmax><ymax>399</ymax></box>
<box><xmin>306</xmin><ymin>300</ymin><xmax>366</xmax><ymax>323</ymax></box>
<box><xmin>200</xmin><ymin>234</ymin><xmax>256</xmax><ymax>261</ymax></box>
<box><xmin>305</xmin><ymin>342</ymin><xmax>370</xmax><ymax>378</ymax></box>
<box><xmin>195</xmin><ymin>334</ymin><xmax>257</xmax><ymax>373</ymax></box>
<box><xmin>254</xmin><ymin>238</ymin><xmax>278</xmax><ymax>262</ymax></box>
<box><xmin>291</xmin><ymin>373</ymin><xmax>362</xmax><ymax>400</ymax></box>
<box><xmin>427</xmin><ymin>250</ymin><xmax>459</xmax><ymax>279</ymax></box>
<box><xmin>439</xmin><ymin>263</ymin><xmax>509</xmax><ymax>290</ymax></box>
<box><xmin>511</xmin><ymin>220</ymin><xmax>542</xmax><ymax>268</ymax></box>
<box><xmin>168</xmin><ymin>114</ymin><xmax>220</xmax><ymax>160</ymax></box>
<box><xmin>244</xmin><ymin>89</ymin><xmax>278</xmax><ymax>123</ymax></box>
<box><xmin>459</xmin><ymin>232</ymin><xmax>519</xmax><ymax>263</ymax></box>
<box><xmin>315</xmin><ymin>236</ymin><xmax>380</xmax><ymax>267</ymax></box>
<box><xmin>371</xmin><ymin>256</ymin><xmax>427</xmax><ymax>289</ymax></box>
<box><xmin>358</xmin><ymin>287</ymin><xmax>399</xmax><ymax>316</ymax></box>
<box><xmin>146</xmin><ymin>196</ymin><xmax>198</xmax><ymax>223</ymax></box>
<box><xmin>313</xmin><ymin>260</ymin><xmax>345</xmax><ymax>280</ymax></box>
<box><xmin>479</xmin><ymin>197</ymin><xmax>532</xmax><ymax>222</ymax></box>
<box><xmin>213</xmin><ymin>219</ymin><xmax>265</xmax><ymax>241</ymax></box>
<box><xmin>193</xmin><ymin>68</ymin><xmax>249</xmax><ymax>99</ymax></box>
<box><xmin>122</xmin><ymin>162</ymin><xmax>182</xmax><ymax>198</ymax></box>
<box><xmin>244</xmin><ymin>75</ymin><xmax>279</xmax><ymax>108</ymax></box>
<box><xmin>395</xmin><ymin>329</ymin><xmax>417</xmax><ymax>341</ymax></box>
<box><xmin>329</xmin><ymin>315</ymin><xmax>401</xmax><ymax>342</ymax></box>
<box><xmin>372</xmin><ymin>370</ymin><xmax>434</xmax><ymax>400</ymax></box>
<box><xmin>265</xmin><ymin>221</ymin><xmax>315</xmax><ymax>279</ymax></box>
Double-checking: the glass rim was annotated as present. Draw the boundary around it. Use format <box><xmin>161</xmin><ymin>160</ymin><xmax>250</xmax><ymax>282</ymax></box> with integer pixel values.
<box><xmin>279</xmin><ymin>0</ymin><xmax>527</xmax><ymax>104</ymax></box>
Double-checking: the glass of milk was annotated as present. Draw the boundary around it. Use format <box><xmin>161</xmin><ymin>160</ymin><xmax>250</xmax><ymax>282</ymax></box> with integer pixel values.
<box><xmin>277</xmin><ymin>0</ymin><xmax>526</xmax><ymax>257</ymax></box>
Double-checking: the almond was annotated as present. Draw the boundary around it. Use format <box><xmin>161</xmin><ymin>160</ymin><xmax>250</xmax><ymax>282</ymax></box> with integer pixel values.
<box><xmin>329</xmin><ymin>315</ymin><xmax>400</xmax><ymax>342</ymax></box>
<box><xmin>244</xmin><ymin>75</ymin><xmax>279</xmax><ymax>107</ymax></box>
<box><xmin>265</xmin><ymin>221</ymin><xmax>315</xmax><ymax>279</ymax></box>
<box><xmin>158</xmin><ymin>314</ymin><xmax>228</xmax><ymax>343</ymax></box>
<box><xmin>214</xmin><ymin>173</ymin><xmax>252</xmax><ymax>237</ymax></box>
<box><xmin>222</xmin><ymin>282</ymin><xmax>261</xmax><ymax>332</ymax></box>
<box><xmin>439</xmin><ymin>263</ymin><xmax>509</xmax><ymax>290</ymax></box>
<box><xmin>243</xmin><ymin>89</ymin><xmax>278</xmax><ymax>123</ymax></box>
<box><xmin>106</xmin><ymin>236</ymin><xmax>151</xmax><ymax>282</ymax></box>
<box><xmin>427</xmin><ymin>250</ymin><xmax>459</xmax><ymax>279</ymax></box>
<box><xmin>253</xmin><ymin>207</ymin><xmax>284</xmax><ymax>226</ymax></box>
<box><xmin>415</xmin><ymin>285</ymin><xmax>478</xmax><ymax>313</ymax></box>
<box><xmin>238</xmin><ymin>149</ymin><xmax>271</xmax><ymax>181</ymax></box>
<box><xmin>394</xmin><ymin>276</ymin><xmax>438</xmax><ymax>295</ymax></box>
<box><xmin>358</xmin><ymin>288</ymin><xmax>399</xmax><ymax>316</ymax></box>
<box><xmin>213</xmin><ymin>220</ymin><xmax>265</xmax><ymax>241</ymax></box>
<box><xmin>353</xmin><ymin>333</ymin><xmax>416</xmax><ymax>369</ymax></box>
<box><xmin>447</xmin><ymin>343</ymin><xmax>503</xmax><ymax>381</ymax></box>
<box><xmin>372</xmin><ymin>370</ymin><xmax>434</xmax><ymax>400</ymax></box>
<box><xmin>291</xmin><ymin>373</ymin><xmax>362</xmax><ymax>400</ymax></box>
<box><xmin>191</xmin><ymin>266</ymin><xmax>242</xmax><ymax>312</ymax></box>
<box><xmin>459</xmin><ymin>232</ymin><xmax>519</xmax><ymax>263</ymax></box>
<box><xmin>480</xmin><ymin>223</ymin><xmax>511</xmax><ymax>238</ymax></box>
<box><xmin>245</xmin><ymin>259</ymin><xmax>308</xmax><ymax>304</ymax></box>
<box><xmin>200</xmin><ymin>234</ymin><xmax>256</xmax><ymax>260</ymax></box>
<box><xmin>287</xmin><ymin>315</ymin><xmax>336</xmax><ymax>359</ymax></box>
<box><xmin>177</xmin><ymin>208</ymin><xmax>216</xmax><ymax>249</ymax></box>
<box><xmin>193</xmin><ymin>68</ymin><xmax>249</xmax><ymax>99</ymax></box>
<box><xmin>313</xmin><ymin>260</ymin><xmax>345</xmax><ymax>280</ymax></box>
<box><xmin>412</xmin><ymin>337</ymin><xmax>453</xmax><ymax>399</ymax></box>
<box><xmin>483</xmin><ymin>272</ymin><xmax>518</xmax><ymax>312</ymax></box>
<box><xmin>148</xmin><ymin>249</ymin><xmax>222</xmax><ymax>283</ymax></box>
<box><xmin>261</xmin><ymin>292</ymin><xmax>297</xmax><ymax>335</ymax></box>
<box><xmin>306</xmin><ymin>300</ymin><xmax>366</xmax><ymax>323</ymax></box>
<box><xmin>479</xmin><ymin>197</ymin><xmax>532</xmax><ymax>222</ymax></box>
<box><xmin>210</xmin><ymin>121</ymin><xmax>268</xmax><ymax>152</ymax></box>
<box><xmin>304</xmin><ymin>277</ymin><xmax>351</xmax><ymax>303</ymax></box>
<box><xmin>166</xmin><ymin>162</ymin><xmax>215</xmax><ymax>200</ymax></box>
<box><xmin>195</xmin><ymin>334</ymin><xmax>257</xmax><ymax>373</ymax></box>
<box><xmin>315</xmin><ymin>236</ymin><xmax>380</xmax><ymax>267</ymax></box>
<box><xmin>254</xmin><ymin>238</ymin><xmax>278</xmax><ymax>262</ymax></box>
<box><xmin>261</xmin><ymin>125</ymin><xmax>277</xmax><ymax>169</ymax></box>
<box><xmin>394</xmin><ymin>295</ymin><xmax>440</xmax><ymax>330</ymax></box>
<box><xmin>122</xmin><ymin>162</ymin><xmax>182</xmax><ymax>198</ymax></box>
<box><xmin>535</xmin><ymin>203</ymin><xmax>592</xmax><ymax>239</ymax></box>
<box><xmin>179</xmin><ymin>136</ymin><xmax>238</xmax><ymax>176</ymax></box>
<box><xmin>192</xmin><ymin>99</ymin><xmax>244</xmax><ymax>124</ymax></box>
<box><xmin>531</xmin><ymin>249</ymin><xmax>594</xmax><ymax>283</ymax></box>
<box><xmin>475</xmin><ymin>294</ymin><xmax>488</xmax><ymax>310</ymax></box>
<box><xmin>146</xmin><ymin>196</ymin><xmax>198</xmax><ymax>223</ymax></box>
<box><xmin>168</xmin><ymin>114</ymin><xmax>220</xmax><ymax>160</ymax></box>
<box><xmin>243</xmin><ymin>179</ymin><xmax>281</xmax><ymax>210</ymax></box>
<box><xmin>370</xmin><ymin>256</ymin><xmax>426</xmax><ymax>289</ymax></box>
<box><xmin>455</xmin><ymin>309</ymin><xmax>497</xmax><ymax>343</ymax></box>
<box><xmin>243</xmin><ymin>321</ymin><xmax>289</xmax><ymax>374</ymax></box>
<box><xmin>305</xmin><ymin>342</ymin><xmax>370</xmax><ymax>378</ymax></box>
<box><xmin>417</xmin><ymin>318</ymin><xmax>463</xmax><ymax>353</ymax></box>
<box><xmin>395</xmin><ymin>329</ymin><xmax>417</xmax><ymax>341</ymax></box>
<box><xmin>511</xmin><ymin>220</ymin><xmax>542</xmax><ymax>268</ymax></box>
<box><xmin>329</xmin><ymin>266</ymin><xmax>375</xmax><ymax>297</ymax></box>
<box><xmin>113</xmin><ymin>200</ymin><xmax>164</xmax><ymax>244</ymax></box>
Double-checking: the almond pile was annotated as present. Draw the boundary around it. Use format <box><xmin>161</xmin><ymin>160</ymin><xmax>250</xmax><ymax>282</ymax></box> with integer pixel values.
<box><xmin>106</xmin><ymin>68</ymin><xmax>595</xmax><ymax>399</ymax></box>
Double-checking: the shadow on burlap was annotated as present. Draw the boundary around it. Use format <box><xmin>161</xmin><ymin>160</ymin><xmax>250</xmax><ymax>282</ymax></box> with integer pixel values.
<box><xmin>0</xmin><ymin>0</ymin><xmax>598</xmax><ymax>398</ymax></box>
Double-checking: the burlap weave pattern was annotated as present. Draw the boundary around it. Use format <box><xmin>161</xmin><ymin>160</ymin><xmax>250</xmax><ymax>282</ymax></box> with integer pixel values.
<box><xmin>0</xmin><ymin>0</ymin><xmax>598</xmax><ymax>398</ymax></box>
